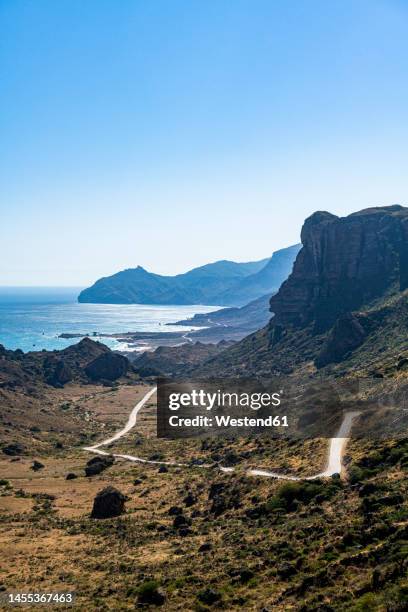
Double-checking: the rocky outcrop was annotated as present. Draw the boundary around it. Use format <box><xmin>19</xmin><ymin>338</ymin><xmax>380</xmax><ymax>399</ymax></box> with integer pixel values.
<box><xmin>61</xmin><ymin>337</ymin><xmax>110</xmax><ymax>371</ymax></box>
<box><xmin>0</xmin><ymin>337</ymin><xmax>125</xmax><ymax>391</ymax></box>
<box><xmin>2</xmin><ymin>442</ymin><xmax>26</xmax><ymax>456</ymax></box>
<box><xmin>270</xmin><ymin>206</ymin><xmax>408</xmax><ymax>332</ymax></box>
<box><xmin>44</xmin><ymin>359</ymin><xmax>73</xmax><ymax>387</ymax></box>
<box><xmin>192</xmin><ymin>205</ymin><xmax>408</xmax><ymax>377</ymax></box>
<box><xmin>315</xmin><ymin>313</ymin><xmax>370</xmax><ymax>367</ymax></box>
<box><xmin>85</xmin><ymin>455</ymin><xmax>114</xmax><ymax>476</ymax></box>
<box><xmin>91</xmin><ymin>486</ymin><xmax>126</xmax><ymax>518</ymax></box>
<box><xmin>133</xmin><ymin>341</ymin><xmax>233</xmax><ymax>378</ymax></box>
<box><xmin>85</xmin><ymin>352</ymin><xmax>128</xmax><ymax>381</ymax></box>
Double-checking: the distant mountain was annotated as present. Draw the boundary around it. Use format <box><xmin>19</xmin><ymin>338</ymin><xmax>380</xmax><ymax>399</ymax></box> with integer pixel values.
<box><xmin>216</xmin><ymin>244</ymin><xmax>301</xmax><ymax>305</ymax></box>
<box><xmin>78</xmin><ymin>245</ymin><xmax>300</xmax><ymax>306</ymax></box>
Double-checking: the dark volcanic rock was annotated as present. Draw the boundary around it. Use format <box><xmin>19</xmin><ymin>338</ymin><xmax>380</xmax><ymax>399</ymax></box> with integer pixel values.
<box><xmin>208</xmin><ymin>481</ymin><xmax>241</xmax><ymax>517</ymax></box>
<box><xmin>315</xmin><ymin>313</ymin><xmax>369</xmax><ymax>367</ymax></box>
<box><xmin>197</xmin><ymin>588</ymin><xmax>221</xmax><ymax>605</ymax></box>
<box><xmin>44</xmin><ymin>359</ymin><xmax>73</xmax><ymax>387</ymax></box>
<box><xmin>2</xmin><ymin>442</ymin><xmax>26</xmax><ymax>456</ymax></box>
<box><xmin>66</xmin><ymin>473</ymin><xmax>78</xmax><ymax>480</ymax></box>
<box><xmin>85</xmin><ymin>455</ymin><xmax>114</xmax><ymax>476</ymax></box>
<box><xmin>173</xmin><ymin>514</ymin><xmax>191</xmax><ymax>529</ymax></box>
<box><xmin>0</xmin><ymin>337</ymin><xmax>120</xmax><ymax>393</ymax></box>
<box><xmin>62</xmin><ymin>337</ymin><xmax>110</xmax><ymax>362</ymax></box>
<box><xmin>270</xmin><ymin>206</ymin><xmax>408</xmax><ymax>332</ymax></box>
<box><xmin>133</xmin><ymin>342</ymin><xmax>229</xmax><ymax>378</ymax></box>
<box><xmin>183</xmin><ymin>492</ymin><xmax>197</xmax><ymax>507</ymax></box>
<box><xmin>193</xmin><ymin>205</ymin><xmax>408</xmax><ymax>378</ymax></box>
<box><xmin>31</xmin><ymin>460</ymin><xmax>44</xmax><ymax>471</ymax></box>
<box><xmin>85</xmin><ymin>352</ymin><xmax>128</xmax><ymax>381</ymax></box>
<box><xmin>91</xmin><ymin>486</ymin><xmax>126</xmax><ymax>519</ymax></box>
<box><xmin>168</xmin><ymin>506</ymin><xmax>182</xmax><ymax>516</ymax></box>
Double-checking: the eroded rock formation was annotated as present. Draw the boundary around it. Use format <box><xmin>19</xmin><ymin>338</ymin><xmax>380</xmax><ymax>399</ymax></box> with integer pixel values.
<box><xmin>270</xmin><ymin>205</ymin><xmax>408</xmax><ymax>332</ymax></box>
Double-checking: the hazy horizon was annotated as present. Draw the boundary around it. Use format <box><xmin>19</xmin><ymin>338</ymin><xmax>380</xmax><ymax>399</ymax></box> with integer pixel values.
<box><xmin>2</xmin><ymin>0</ymin><xmax>408</xmax><ymax>285</ymax></box>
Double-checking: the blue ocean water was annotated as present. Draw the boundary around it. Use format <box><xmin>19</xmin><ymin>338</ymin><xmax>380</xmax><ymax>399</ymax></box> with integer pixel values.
<box><xmin>0</xmin><ymin>287</ymin><xmax>219</xmax><ymax>353</ymax></box>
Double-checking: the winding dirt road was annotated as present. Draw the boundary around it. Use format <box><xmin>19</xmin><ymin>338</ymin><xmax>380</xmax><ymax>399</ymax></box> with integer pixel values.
<box><xmin>84</xmin><ymin>387</ymin><xmax>360</xmax><ymax>480</ymax></box>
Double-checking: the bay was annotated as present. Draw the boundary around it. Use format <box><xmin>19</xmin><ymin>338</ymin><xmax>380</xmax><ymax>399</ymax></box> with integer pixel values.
<box><xmin>0</xmin><ymin>287</ymin><xmax>219</xmax><ymax>353</ymax></box>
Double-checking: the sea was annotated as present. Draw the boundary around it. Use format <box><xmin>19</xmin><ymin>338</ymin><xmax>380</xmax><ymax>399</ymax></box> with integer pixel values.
<box><xmin>0</xmin><ymin>287</ymin><xmax>219</xmax><ymax>353</ymax></box>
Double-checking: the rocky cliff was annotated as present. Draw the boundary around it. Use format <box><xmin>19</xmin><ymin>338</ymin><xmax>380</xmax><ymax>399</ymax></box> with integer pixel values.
<box><xmin>270</xmin><ymin>205</ymin><xmax>408</xmax><ymax>332</ymax></box>
<box><xmin>194</xmin><ymin>205</ymin><xmax>408</xmax><ymax>376</ymax></box>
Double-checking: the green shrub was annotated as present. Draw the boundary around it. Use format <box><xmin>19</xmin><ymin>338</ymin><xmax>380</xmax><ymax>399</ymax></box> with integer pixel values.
<box><xmin>349</xmin><ymin>466</ymin><xmax>373</xmax><ymax>485</ymax></box>
<box><xmin>137</xmin><ymin>580</ymin><xmax>165</xmax><ymax>605</ymax></box>
<box><xmin>270</xmin><ymin>479</ymin><xmax>341</xmax><ymax>512</ymax></box>
<box><xmin>351</xmin><ymin>592</ymin><xmax>381</xmax><ymax>611</ymax></box>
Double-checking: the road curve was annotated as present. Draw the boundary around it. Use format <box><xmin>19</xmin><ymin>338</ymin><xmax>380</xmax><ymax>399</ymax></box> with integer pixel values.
<box><xmin>83</xmin><ymin>387</ymin><xmax>361</xmax><ymax>480</ymax></box>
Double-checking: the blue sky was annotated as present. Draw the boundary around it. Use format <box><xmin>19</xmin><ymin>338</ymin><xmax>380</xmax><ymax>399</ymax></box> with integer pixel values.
<box><xmin>1</xmin><ymin>0</ymin><xmax>408</xmax><ymax>285</ymax></box>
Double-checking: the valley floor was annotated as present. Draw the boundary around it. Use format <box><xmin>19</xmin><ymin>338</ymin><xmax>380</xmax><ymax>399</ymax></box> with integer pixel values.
<box><xmin>0</xmin><ymin>383</ymin><xmax>406</xmax><ymax>611</ymax></box>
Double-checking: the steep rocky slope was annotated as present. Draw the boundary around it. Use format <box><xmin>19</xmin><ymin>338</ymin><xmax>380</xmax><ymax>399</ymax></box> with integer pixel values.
<box><xmin>194</xmin><ymin>205</ymin><xmax>408</xmax><ymax>377</ymax></box>
<box><xmin>271</xmin><ymin>205</ymin><xmax>408</xmax><ymax>332</ymax></box>
<box><xmin>0</xmin><ymin>338</ymin><xmax>133</xmax><ymax>391</ymax></box>
<box><xmin>132</xmin><ymin>340</ymin><xmax>233</xmax><ymax>378</ymax></box>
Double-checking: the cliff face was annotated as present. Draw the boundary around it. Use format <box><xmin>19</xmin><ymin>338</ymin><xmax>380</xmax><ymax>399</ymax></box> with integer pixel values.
<box><xmin>193</xmin><ymin>204</ymin><xmax>408</xmax><ymax>377</ymax></box>
<box><xmin>270</xmin><ymin>205</ymin><xmax>408</xmax><ymax>332</ymax></box>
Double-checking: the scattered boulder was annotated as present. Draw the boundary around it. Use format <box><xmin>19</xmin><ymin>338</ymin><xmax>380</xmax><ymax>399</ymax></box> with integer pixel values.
<box><xmin>208</xmin><ymin>481</ymin><xmax>241</xmax><ymax>517</ymax></box>
<box><xmin>178</xmin><ymin>527</ymin><xmax>193</xmax><ymax>537</ymax></box>
<box><xmin>183</xmin><ymin>492</ymin><xmax>197</xmax><ymax>507</ymax></box>
<box><xmin>66</xmin><ymin>473</ymin><xmax>78</xmax><ymax>480</ymax></box>
<box><xmin>173</xmin><ymin>514</ymin><xmax>191</xmax><ymax>529</ymax></box>
<box><xmin>2</xmin><ymin>442</ymin><xmax>25</xmax><ymax>456</ymax></box>
<box><xmin>85</xmin><ymin>352</ymin><xmax>128</xmax><ymax>382</ymax></box>
<box><xmin>277</xmin><ymin>562</ymin><xmax>297</xmax><ymax>579</ymax></box>
<box><xmin>91</xmin><ymin>486</ymin><xmax>126</xmax><ymax>519</ymax></box>
<box><xmin>85</xmin><ymin>455</ymin><xmax>114</xmax><ymax>477</ymax></box>
<box><xmin>168</xmin><ymin>506</ymin><xmax>182</xmax><ymax>516</ymax></box>
<box><xmin>31</xmin><ymin>460</ymin><xmax>44</xmax><ymax>471</ymax></box>
<box><xmin>396</xmin><ymin>356</ymin><xmax>408</xmax><ymax>370</ymax></box>
<box><xmin>158</xmin><ymin>465</ymin><xmax>168</xmax><ymax>473</ymax></box>
<box><xmin>208</xmin><ymin>482</ymin><xmax>225</xmax><ymax>500</ymax></box>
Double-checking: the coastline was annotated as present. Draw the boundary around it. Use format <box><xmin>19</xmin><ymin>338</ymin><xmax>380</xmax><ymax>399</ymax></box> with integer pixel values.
<box><xmin>57</xmin><ymin>323</ymin><xmax>248</xmax><ymax>354</ymax></box>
